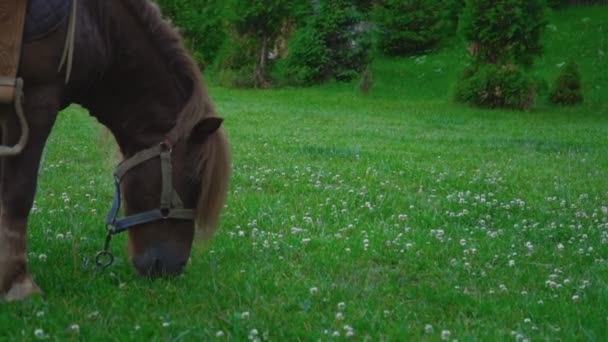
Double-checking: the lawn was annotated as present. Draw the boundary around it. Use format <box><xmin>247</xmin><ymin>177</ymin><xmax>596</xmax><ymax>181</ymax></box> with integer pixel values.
<box><xmin>1</xmin><ymin>5</ymin><xmax>607</xmax><ymax>341</ymax></box>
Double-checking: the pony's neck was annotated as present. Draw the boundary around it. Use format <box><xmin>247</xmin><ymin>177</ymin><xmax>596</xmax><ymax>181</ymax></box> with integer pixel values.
<box><xmin>83</xmin><ymin>0</ymin><xmax>190</xmax><ymax>156</ymax></box>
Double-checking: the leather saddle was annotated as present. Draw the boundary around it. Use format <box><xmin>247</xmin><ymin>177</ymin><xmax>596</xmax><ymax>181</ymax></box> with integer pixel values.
<box><xmin>0</xmin><ymin>0</ymin><xmax>72</xmax><ymax>156</ymax></box>
<box><xmin>0</xmin><ymin>0</ymin><xmax>28</xmax><ymax>104</ymax></box>
<box><xmin>24</xmin><ymin>0</ymin><xmax>71</xmax><ymax>41</ymax></box>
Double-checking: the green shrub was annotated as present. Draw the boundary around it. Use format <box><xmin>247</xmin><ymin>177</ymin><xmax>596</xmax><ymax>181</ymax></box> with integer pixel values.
<box><xmin>154</xmin><ymin>0</ymin><xmax>226</xmax><ymax>69</ymax></box>
<box><xmin>549</xmin><ymin>61</ymin><xmax>584</xmax><ymax>105</ymax></box>
<box><xmin>373</xmin><ymin>0</ymin><xmax>445</xmax><ymax>56</ymax></box>
<box><xmin>459</xmin><ymin>0</ymin><xmax>547</xmax><ymax>67</ymax></box>
<box><xmin>456</xmin><ymin>0</ymin><xmax>546</xmax><ymax>110</ymax></box>
<box><xmin>547</xmin><ymin>0</ymin><xmax>565</xmax><ymax>8</ymax></box>
<box><xmin>280</xmin><ymin>0</ymin><xmax>372</xmax><ymax>86</ymax></box>
<box><xmin>212</xmin><ymin>36</ymin><xmax>257</xmax><ymax>88</ymax></box>
<box><xmin>443</xmin><ymin>0</ymin><xmax>466</xmax><ymax>33</ymax></box>
<box><xmin>218</xmin><ymin>0</ymin><xmax>291</xmax><ymax>88</ymax></box>
<box><xmin>455</xmin><ymin>64</ymin><xmax>537</xmax><ymax>110</ymax></box>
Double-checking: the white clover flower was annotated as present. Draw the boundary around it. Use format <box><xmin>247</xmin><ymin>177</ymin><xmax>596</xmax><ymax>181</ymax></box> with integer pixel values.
<box><xmin>68</xmin><ymin>324</ymin><xmax>80</xmax><ymax>333</ymax></box>
<box><xmin>34</xmin><ymin>328</ymin><xmax>45</xmax><ymax>339</ymax></box>
<box><xmin>345</xmin><ymin>327</ymin><xmax>355</xmax><ymax>338</ymax></box>
<box><xmin>337</xmin><ymin>302</ymin><xmax>346</xmax><ymax>310</ymax></box>
<box><xmin>241</xmin><ymin>311</ymin><xmax>250</xmax><ymax>319</ymax></box>
<box><xmin>335</xmin><ymin>312</ymin><xmax>344</xmax><ymax>321</ymax></box>
<box><xmin>441</xmin><ymin>329</ymin><xmax>451</xmax><ymax>340</ymax></box>
<box><xmin>310</xmin><ymin>287</ymin><xmax>318</xmax><ymax>295</ymax></box>
<box><xmin>216</xmin><ymin>330</ymin><xmax>224</xmax><ymax>337</ymax></box>
<box><xmin>291</xmin><ymin>227</ymin><xmax>306</xmax><ymax>235</ymax></box>
<box><xmin>424</xmin><ymin>324</ymin><xmax>434</xmax><ymax>334</ymax></box>
<box><xmin>162</xmin><ymin>322</ymin><xmax>170</xmax><ymax>328</ymax></box>
<box><xmin>572</xmin><ymin>295</ymin><xmax>580</xmax><ymax>303</ymax></box>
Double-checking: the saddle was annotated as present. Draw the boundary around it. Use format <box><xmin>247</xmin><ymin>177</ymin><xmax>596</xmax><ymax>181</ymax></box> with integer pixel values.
<box><xmin>0</xmin><ymin>0</ymin><xmax>76</xmax><ymax>156</ymax></box>
<box><xmin>0</xmin><ymin>0</ymin><xmax>27</xmax><ymax>104</ymax></box>
<box><xmin>0</xmin><ymin>0</ymin><xmax>28</xmax><ymax>156</ymax></box>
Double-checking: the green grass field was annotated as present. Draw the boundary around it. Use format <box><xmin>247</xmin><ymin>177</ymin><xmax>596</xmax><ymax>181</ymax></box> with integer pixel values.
<box><xmin>1</xmin><ymin>6</ymin><xmax>607</xmax><ymax>341</ymax></box>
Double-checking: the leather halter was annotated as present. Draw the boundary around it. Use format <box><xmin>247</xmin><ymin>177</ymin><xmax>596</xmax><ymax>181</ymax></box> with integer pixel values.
<box><xmin>105</xmin><ymin>140</ymin><xmax>195</xmax><ymax>234</ymax></box>
<box><xmin>95</xmin><ymin>139</ymin><xmax>195</xmax><ymax>268</ymax></box>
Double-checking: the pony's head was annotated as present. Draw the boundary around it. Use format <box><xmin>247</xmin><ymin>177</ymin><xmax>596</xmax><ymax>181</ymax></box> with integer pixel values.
<box><xmin>102</xmin><ymin>0</ymin><xmax>231</xmax><ymax>278</ymax></box>
<box><xmin>120</xmin><ymin>115</ymin><xmax>230</xmax><ymax>277</ymax></box>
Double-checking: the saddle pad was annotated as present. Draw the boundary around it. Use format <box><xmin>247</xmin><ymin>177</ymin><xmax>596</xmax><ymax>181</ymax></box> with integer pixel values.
<box><xmin>24</xmin><ymin>0</ymin><xmax>70</xmax><ymax>41</ymax></box>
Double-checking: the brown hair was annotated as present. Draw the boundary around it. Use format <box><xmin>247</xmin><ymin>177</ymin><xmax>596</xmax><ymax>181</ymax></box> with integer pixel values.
<box><xmin>122</xmin><ymin>0</ymin><xmax>231</xmax><ymax>238</ymax></box>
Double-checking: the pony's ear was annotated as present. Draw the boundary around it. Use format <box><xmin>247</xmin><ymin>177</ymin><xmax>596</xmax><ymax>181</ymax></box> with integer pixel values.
<box><xmin>189</xmin><ymin>117</ymin><xmax>224</xmax><ymax>143</ymax></box>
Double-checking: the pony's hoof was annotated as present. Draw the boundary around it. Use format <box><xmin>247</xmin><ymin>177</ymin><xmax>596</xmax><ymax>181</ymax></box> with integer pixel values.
<box><xmin>3</xmin><ymin>275</ymin><xmax>42</xmax><ymax>301</ymax></box>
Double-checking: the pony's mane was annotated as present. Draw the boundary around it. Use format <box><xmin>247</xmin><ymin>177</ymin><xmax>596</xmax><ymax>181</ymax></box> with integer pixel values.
<box><xmin>120</xmin><ymin>0</ymin><xmax>230</xmax><ymax>238</ymax></box>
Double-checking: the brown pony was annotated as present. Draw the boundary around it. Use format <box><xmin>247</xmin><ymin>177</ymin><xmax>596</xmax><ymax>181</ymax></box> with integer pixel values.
<box><xmin>0</xmin><ymin>0</ymin><xmax>230</xmax><ymax>300</ymax></box>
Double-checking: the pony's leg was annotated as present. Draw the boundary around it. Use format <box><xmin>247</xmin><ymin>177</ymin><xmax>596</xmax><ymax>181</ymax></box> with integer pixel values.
<box><xmin>0</xmin><ymin>88</ymin><xmax>59</xmax><ymax>301</ymax></box>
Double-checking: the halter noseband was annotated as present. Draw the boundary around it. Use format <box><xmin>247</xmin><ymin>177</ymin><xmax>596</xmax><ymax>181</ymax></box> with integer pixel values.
<box><xmin>95</xmin><ymin>139</ymin><xmax>195</xmax><ymax>268</ymax></box>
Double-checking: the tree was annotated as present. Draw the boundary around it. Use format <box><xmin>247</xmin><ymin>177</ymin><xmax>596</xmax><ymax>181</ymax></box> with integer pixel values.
<box><xmin>223</xmin><ymin>0</ymin><xmax>291</xmax><ymax>87</ymax></box>
<box><xmin>549</xmin><ymin>61</ymin><xmax>584</xmax><ymax>105</ymax></box>
<box><xmin>280</xmin><ymin>0</ymin><xmax>372</xmax><ymax>85</ymax></box>
<box><xmin>455</xmin><ymin>0</ymin><xmax>547</xmax><ymax>110</ymax></box>
<box><xmin>154</xmin><ymin>0</ymin><xmax>226</xmax><ymax>69</ymax></box>
<box><xmin>373</xmin><ymin>0</ymin><xmax>445</xmax><ymax>56</ymax></box>
<box><xmin>459</xmin><ymin>0</ymin><xmax>546</xmax><ymax>67</ymax></box>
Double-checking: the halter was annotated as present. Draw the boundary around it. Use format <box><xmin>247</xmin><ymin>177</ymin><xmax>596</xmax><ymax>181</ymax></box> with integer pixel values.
<box><xmin>95</xmin><ymin>139</ymin><xmax>195</xmax><ymax>267</ymax></box>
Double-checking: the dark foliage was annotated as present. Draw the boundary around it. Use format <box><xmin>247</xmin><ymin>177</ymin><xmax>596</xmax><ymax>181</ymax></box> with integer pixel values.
<box><xmin>459</xmin><ymin>0</ymin><xmax>546</xmax><ymax>67</ymax></box>
<box><xmin>455</xmin><ymin>64</ymin><xmax>537</xmax><ymax>110</ymax></box>
<box><xmin>444</xmin><ymin>0</ymin><xmax>466</xmax><ymax>32</ymax></box>
<box><xmin>455</xmin><ymin>0</ymin><xmax>546</xmax><ymax>110</ymax></box>
<box><xmin>279</xmin><ymin>0</ymin><xmax>372</xmax><ymax>86</ymax></box>
<box><xmin>217</xmin><ymin>0</ymin><xmax>291</xmax><ymax>88</ymax></box>
<box><xmin>373</xmin><ymin>0</ymin><xmax>444</xmax><ymax>56</ymax></box>
<box><xmin>549</xmin><ymin>61</ymin><xmax>584</xmax><ymax>105</ymax></box>
<box><xmin>154</xmin><ymin>0</ymin><xmax>225</xmax><ymax>69</ymax></box>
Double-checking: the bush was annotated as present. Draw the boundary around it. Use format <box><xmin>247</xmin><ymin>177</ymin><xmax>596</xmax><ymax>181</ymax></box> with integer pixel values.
<box><xmin>219</xmin><ymin>0</ymin><xmax>291</xmax><ymax>88</ymax></box>
<box><xmin>549</xmin><ymin>61</ymin><xmax>583</xmax><ymax>105</ymax></box>
<box><xmin>279</xmin><ymin>0</ymin><xmax>372</xmax><ymax>86</ymax></box>
<box><xmin>456</xmin><ymin>0</ymin><xmax>546</xmax><ymax>110</ymax></box>
<box><xmin>154</xmin><ymin>0</ymin><xmax>226</xmax><ymax>69</ymax></box>
<box><xmin>455</xmin><ymin>64</ymin><xmax>536</xmax><ymax>110</ymax></box>
<box><xmin>373</xmin><ymin>0</ymin><xmax>445</xmax><ymax>56</ymax></box>
<box><xmin>459</xmin><ymin>0</ymin><xmax>547</xmax><ymax>67</ymax></box>
<box><xmin>212</xmin><ymin>36</ymin><xmax>258</xmax><ymax>88</ymax></box>
<box><xmin>443</xmin><ymin>0</ymin><xmax>466</xmax><ymax>33</ymax></box>
<box><xmin>547</xmin><ymin>0</ymin><xmax>565</xmax><ymax>8</ymax></box>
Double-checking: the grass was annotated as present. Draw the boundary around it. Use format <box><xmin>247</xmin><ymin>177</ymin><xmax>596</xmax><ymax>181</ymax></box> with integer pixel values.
<box><xmin>1</xmin><ymin>5</ymin><xmax>608</xmax><ymax>341</ymax></box>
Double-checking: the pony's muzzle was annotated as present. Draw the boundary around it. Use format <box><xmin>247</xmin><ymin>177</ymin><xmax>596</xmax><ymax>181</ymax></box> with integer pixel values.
<box><xmin>131</xmin><ymin>245</ymin><xmax>187</xmax><ymax>278</ymax></box>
